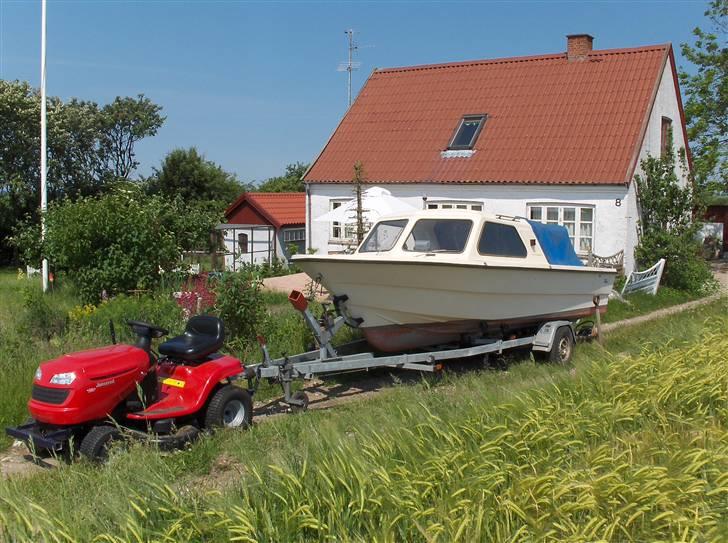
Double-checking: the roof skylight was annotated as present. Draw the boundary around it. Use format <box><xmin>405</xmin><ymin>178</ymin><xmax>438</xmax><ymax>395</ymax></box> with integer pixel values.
<box><xmin>448</xmin><ymin>114</ymin><xmax>486</xmax><ymax>150</ymax></box>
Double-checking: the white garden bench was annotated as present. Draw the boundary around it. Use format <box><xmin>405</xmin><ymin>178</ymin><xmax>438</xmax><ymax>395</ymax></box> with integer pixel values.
<box><xmin>621</xmin><ymin>258</ymin><xmax>666</xmax><ymax>296</ymax></box>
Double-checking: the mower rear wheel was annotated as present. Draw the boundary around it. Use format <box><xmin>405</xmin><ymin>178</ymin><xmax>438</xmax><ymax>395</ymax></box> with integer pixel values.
<box><xmin>79</xmin><ymin>425</ymin><xmax>121</xmax><ymax>462</ymax></box>
<box><xmin>204</xmin><ymin>386</ymin><xmax>253</xmax><ymax>430</ymax></box>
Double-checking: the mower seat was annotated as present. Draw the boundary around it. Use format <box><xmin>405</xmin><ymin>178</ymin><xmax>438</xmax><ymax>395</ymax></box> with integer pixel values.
<box><xmin>158</xmin><ymin>316</ymin><xmax>225</xmax><ymax>361</ymax></box>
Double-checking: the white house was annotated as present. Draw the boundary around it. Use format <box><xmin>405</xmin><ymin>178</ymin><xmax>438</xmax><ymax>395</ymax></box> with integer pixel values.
<box><xmin>303</xmin><ymin>34</ymin><xmax>691</xmax><ymax>274</ymax></box>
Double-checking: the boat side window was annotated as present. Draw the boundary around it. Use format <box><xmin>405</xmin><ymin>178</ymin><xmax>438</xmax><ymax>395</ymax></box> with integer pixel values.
<box><xmin>403</xmin><ymin>219</ymin><xmax>473</xmax><ymax>253</ymax></box>
<box><xmin>359</xmin><ymin>220</ymin><xmax>408</xmax><ymax>253</ymax></box>
<box><xmin>478</xmin><ymin>222</ymin><xmax>527</xmax><ymax>258</ymax></box>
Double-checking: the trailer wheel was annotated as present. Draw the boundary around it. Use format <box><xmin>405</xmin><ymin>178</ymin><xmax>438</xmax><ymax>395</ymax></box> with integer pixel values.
<box><xmin>79</xmin><ymin>425</ymin><xmax>121</xmax><ymax>462</ymax></box>
<box><xmin>204</xmin><ymin>386</ymin><xmax>253</xmax><ymax>430</ymax></box>
<box><xmin>289</xmin><ymin>390</ymin><xmax>309</xmax><ymax>413</ymax></box>
<box><xmin>549</xmin><ymin>327</ymin><xmax>574</xmax><ymax>364</ymax></box>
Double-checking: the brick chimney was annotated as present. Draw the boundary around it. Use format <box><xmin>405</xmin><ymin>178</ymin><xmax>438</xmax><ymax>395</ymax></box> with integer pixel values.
<box><xmin>567</xmin><ymin>34</ymin><xmax>594</xmax><ymax>61</ymax></box>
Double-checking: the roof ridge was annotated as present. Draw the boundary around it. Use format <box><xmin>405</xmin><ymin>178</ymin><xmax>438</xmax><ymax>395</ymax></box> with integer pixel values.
<box><xmin>375</xmin><ymin>43</ymin><xmax>670</xmax><ymax>74</ymax></box>
<box><xmin>248</xmin><ymin>192</ymin><xmax>304</xmax><ymax>196</ymax></box>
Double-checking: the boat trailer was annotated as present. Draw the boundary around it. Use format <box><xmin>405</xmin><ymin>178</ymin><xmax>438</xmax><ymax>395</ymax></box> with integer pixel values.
<box><xmin>241</xmin><ymin>291</ymin><xmax>578</xmax><ymax>411</ymax></box>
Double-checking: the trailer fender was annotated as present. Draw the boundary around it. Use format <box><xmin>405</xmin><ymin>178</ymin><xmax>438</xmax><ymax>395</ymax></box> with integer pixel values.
<box><xmin>531</xmin><ymin>321</ymin><xmax>574</xmax><ymax>353</ymax></box>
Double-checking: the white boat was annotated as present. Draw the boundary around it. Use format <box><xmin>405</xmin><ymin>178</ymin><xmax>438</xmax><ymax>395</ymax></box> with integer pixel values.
<box><xmin>293</xmin><ymin>210</ymin><xmax>616</xmax><ymax>352</ymax></box>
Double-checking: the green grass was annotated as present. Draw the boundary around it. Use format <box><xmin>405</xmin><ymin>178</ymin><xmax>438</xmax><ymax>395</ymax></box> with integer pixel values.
<box><xmin>0</xmin><ymin>261</ymin><xmax>725</xmax><ymax>541</ymax></box>
<box><xmin>602</xmin><ymin>286</ymin><xmax>700</xmax><ymax>323</ymax></box>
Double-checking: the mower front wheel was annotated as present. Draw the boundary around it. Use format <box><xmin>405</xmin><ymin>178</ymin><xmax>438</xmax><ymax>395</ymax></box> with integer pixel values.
<box><xmin>79</xmin><ymin>425</ymin><xmax>121</xmax><ymax>462</ymax></box>
<box><xmin>204</xmin><ymin>386</ymin><xmax>253</xmax><ymax>430</ymax></box>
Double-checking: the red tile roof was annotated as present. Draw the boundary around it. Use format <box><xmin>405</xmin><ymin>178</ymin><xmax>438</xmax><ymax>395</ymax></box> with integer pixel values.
<box><xmin>225</xmin><ymin>192</ymin><xmax>305</xmax><ymax>228</ymax></box>
<box><xmin>305</xmin><ymin>44</ymin><xmax>679</xmax><ymax>186</ymax></box>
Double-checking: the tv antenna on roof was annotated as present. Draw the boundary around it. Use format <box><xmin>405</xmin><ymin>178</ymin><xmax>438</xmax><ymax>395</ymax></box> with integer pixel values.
<box><xmin>338</xmin><ymin>29</ymin><xmax>361</xmax><ymax>107</ymax></box>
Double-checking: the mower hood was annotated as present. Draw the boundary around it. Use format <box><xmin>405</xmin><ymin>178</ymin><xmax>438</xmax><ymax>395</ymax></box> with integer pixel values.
<box><xmin>37</xmin><ymin>345</ymin><xmax>149</xmax><ymax>383</ymax></box>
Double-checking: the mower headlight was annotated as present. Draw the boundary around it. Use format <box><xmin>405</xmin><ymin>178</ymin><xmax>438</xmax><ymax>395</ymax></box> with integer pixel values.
<box><xmin>34</xmin><ymin>367</ymin><xmax>42</xmax><ymax>381</ymax></box>
<box><xmin>50</xmin><ymin>372</ymin><xmax>77</xmax><ymax>385</ymax></box>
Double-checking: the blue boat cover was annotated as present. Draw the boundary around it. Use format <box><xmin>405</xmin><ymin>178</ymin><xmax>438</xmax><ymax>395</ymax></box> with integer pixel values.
<box><xmin>527</xmin><ymin>220</ymin><xmax>584</xmax><ymax>266</ymax></box>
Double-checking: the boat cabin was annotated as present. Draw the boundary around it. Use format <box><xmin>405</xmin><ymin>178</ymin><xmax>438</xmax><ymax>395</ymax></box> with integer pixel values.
<box><xmin>355</xmin><ymin>210</ymin><xmax>587</xmax><ymax>269</ymax></box>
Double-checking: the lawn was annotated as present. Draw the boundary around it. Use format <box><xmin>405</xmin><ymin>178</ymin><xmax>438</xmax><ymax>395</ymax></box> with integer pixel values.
<box><xmin>0</xmin><ymin>269</ymin><xmax>725</xmax><ymax>541</ymax></box>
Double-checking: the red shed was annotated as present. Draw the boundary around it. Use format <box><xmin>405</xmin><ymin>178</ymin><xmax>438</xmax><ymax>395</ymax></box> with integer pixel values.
<box><xmin>220</xmin><ymin>192</ymin><xmax>306</xmax><ymax>269</ymax></box>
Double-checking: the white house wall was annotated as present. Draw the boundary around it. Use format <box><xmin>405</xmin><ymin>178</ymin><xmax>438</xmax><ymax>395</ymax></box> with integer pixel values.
<box><xmin>633</xmin><ymin>59</ymin><xmax>690</xmax><ymax>187</ymax></box>
<box><xmin>308</xmin><ymin>182</ymin><xmax>631</xmax><ymax>264</ymax></box>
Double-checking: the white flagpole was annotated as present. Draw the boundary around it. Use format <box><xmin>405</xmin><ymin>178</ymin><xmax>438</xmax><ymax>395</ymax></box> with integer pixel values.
<box><xmin>40</xmin><ymin>0</ymin><xmax>48</xmax><ymax>292</ymax></box>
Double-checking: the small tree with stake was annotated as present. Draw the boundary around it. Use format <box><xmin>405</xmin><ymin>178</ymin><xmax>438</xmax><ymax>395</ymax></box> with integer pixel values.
<box><xmin>634</xmin><ymin>131</ymin><xmax>714</xmax><ymax>293</ymax></box>
<box><xmin>353</xmin><ymin>161</ymin><xmax>366</xmax><ymax>245</ymax></box>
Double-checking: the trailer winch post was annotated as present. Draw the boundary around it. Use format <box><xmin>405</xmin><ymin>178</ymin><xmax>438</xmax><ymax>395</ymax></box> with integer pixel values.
<box><xmin>288</xmin><ymin>290</ymin><xmax>338</xmax><ymax>359</ymax></box>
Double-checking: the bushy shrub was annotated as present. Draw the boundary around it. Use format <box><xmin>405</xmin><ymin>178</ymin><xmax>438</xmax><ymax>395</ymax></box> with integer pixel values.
<box><xmin>13</xmin><ymin>184</ymin><xmax>222</xmax><ymax>303</ymax></box>
<box><xmin>211</xmin><ymin>271</ymin><xmax>267</xmax><ymax>355</ymax></box>
<box><xmin>635</xmin><ymin>231</ymin><xmax>715</xmax><ymax>294</ymax></box>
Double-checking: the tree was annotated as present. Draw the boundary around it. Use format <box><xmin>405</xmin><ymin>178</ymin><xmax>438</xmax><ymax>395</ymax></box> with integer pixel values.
<box><xmin>679</xmin><ymin>0</ymin><xmax>727</xmax><ymax>190</ymax></box>
<box><xmin>146</xmin><ymin>147</ymin><xmax>246</xmax><ymax>203</ymax></box>
<box><xmin>100</xmin><ymin>95</ymin><xmax>165</xmax><ymax>179</ymax></box>
<box><xmin>0</xmin><ymin>81</ymin><xmax>165</xmax><ymax>263</ymax></box>
<box><xmin>13</xmin><ymin>185</ymin><xmax>222</xmax><ymax>302</ymax></box>
<box><xmin>634</xmin><ymin>134</ymin><xmax>712</xmax><ymax>293</ymax></box>
<box><xmin>257</xmin><ymin>162</ymin><xmax>309</xmax><ymax>192</ymax></box>
<box><xmin>353</xmin><ymin>161</ymin><xmax>366</xmax><ymax>244</ymax></box>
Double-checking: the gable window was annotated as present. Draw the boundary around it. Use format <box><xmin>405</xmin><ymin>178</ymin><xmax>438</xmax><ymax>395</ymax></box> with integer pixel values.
<box><xmin>448</xmin><ymin>114</ymin><xmax>486</xmax><ymax>150</ymax></box>
<box><xmin>478</xmin><ymin>222</ymin><xmax>527</xmax><ymax>258</ymax></box>
<box><xmin>528</xmin><ymin>204</ymin><xmax>594</xmax><ymax>254</ymax></box>
<box><xmin>237</xmin><ymin>233</ymin><xmax>249</xmax><ymax>254</ymax></box>
<box><xmin>661</xmin><ymin>116</ymin><xmax>672</xmax><ymax>157</ymax></box>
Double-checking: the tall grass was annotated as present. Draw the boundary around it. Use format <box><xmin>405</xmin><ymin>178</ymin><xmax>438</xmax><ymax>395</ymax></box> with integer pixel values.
<box><xmin>0</xmin><ymin>299</ymin><xmax>726</xmax><ymax>542</ymax></box>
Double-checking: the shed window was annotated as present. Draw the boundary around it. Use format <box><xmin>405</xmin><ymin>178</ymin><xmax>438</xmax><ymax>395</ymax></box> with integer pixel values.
<box><xmin>478</xmin><ymin>222</ymin><xmax>527</xmax><ymax>258</ymax></box>
<box><xmin>283</xmin><ymin>228</ymin><xmax>305</xmax><ymax>242</ymax></box>
<box><xmin>661</xmin><ymin>116</ymin><xmax>672</xmax><ymax>157</ymax></box>
<box><xmin>403</xmin><ymin>219</ymin><xmax>472</xmax><ymax>253</ymax></box>
<box><xmin>237</xmin><ymin>233</ymin><xmax>249</xmax><ymax>254</ymax></box>
<box><xmin>448</xmin><ymin>115</ymin><xmax>486</xmax><ymax>150</ymax></box>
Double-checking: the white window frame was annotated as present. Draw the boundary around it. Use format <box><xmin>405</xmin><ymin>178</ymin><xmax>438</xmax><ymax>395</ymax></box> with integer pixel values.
<box><xmin>527</xmin><ymin>203</ymin><xmax>595</xmax><ymax>255</ymax></box>
<box><xmin>426</xmin><ymin>200</ymin><xmax>484</xmax><ymax>212</ymax></box>
<box><xmin>283</xmin><ymin>228</ymin><xmax>305</xmax><ymax>242</ymax></box>
<box><xmin>329</xmin><ymin>199</ymin><xmax>356</xmax><ymax>243</ymax></box>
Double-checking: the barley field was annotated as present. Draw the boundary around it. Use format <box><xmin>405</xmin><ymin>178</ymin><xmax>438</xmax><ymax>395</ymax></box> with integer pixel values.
<box><xmin>0</xmin><ymin>293</ymin><xmax>726</xmax><ymax>541</ymax></box>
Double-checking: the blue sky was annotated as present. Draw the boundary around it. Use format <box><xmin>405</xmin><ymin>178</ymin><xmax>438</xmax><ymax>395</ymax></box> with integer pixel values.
<box><xmin>0</xmin><ymin>0</ymin><xmax>710</xmax><ymax>183</ymax></box>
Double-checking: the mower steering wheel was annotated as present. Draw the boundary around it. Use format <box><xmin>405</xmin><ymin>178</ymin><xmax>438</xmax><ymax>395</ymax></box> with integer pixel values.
<box><xmin>126</xmin><ymin>320</ymin><xmax>169</xmax><ymax>339</ymax></box>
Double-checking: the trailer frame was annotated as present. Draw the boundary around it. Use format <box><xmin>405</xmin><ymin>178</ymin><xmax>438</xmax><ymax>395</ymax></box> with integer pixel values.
<box><xmin>241</xmin><ymin>291</ymin><xmax>577</xmax><ymax>410</ymax></box>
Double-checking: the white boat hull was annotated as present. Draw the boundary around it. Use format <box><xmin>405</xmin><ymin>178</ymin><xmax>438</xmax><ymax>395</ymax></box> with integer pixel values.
<box><xmin>295</xmin><ymin>257</ymin><xmax>615</xmax><ymax>352</ymax></box>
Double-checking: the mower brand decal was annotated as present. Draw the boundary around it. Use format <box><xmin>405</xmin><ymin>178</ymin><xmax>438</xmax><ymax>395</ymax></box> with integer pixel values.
<box><xmin>162</xmin><ymin>378</ymin><xmax>185</xmax><ymax>388</ymax></box>
<box><xmin>96</xmin><ymin>379</ymin><xmax>115</xmax><ymax>388</ymax></box>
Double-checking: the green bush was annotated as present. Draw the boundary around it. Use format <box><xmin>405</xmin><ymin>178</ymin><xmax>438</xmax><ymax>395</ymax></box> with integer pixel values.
<box><xmin>635</xmin><ymin>231</ymin><xmax>715</xmax><ymax>294</ymax></box>
<box><xmin>212</xmin><ymin>271</ymin><xmax>267</xmax><ymax>355</ymax></box>
<box><xmin>13</xmin><ymin>184</ymin><xmax>222</xmax><ymax>303</ymax></box>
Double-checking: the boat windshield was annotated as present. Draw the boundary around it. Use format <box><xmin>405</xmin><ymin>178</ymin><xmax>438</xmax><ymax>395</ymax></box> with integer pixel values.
<box><xmin>403</xmin><ymin>219</ymin><xmax>473</xmax><ymax>253</ymax></box>
<box><xmin>359</xmin><ymin>219</ymin><xmax>409</xmax><ymax>252</ymax></box>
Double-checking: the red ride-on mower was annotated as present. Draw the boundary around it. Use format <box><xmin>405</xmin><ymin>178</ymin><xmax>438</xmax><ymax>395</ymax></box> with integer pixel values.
<box><xmin>6</xmin><ymin>316</ymin><xmax>253</xmax><ymax>461</ymax></box>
